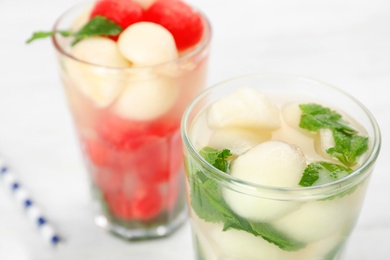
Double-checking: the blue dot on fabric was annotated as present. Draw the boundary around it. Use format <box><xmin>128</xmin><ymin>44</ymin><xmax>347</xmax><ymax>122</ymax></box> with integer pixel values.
<box><xmin>11</xmin><ymin>182</ymin><xmax>20</xmax><ymax>190</ymax></box>
<box><xmin>0</xmin><ymin>167</ymin><xmax>7</xmax><ymax>174</ymax></box>
<box><xmin>51</xmin><ymin>235</ymin><xmax>60</xmax><ymax>245</ymax></box>
<box><xmin>24</xmin><ymin>199</ymin><xmax>33</xmax><ymax>208</ymax></box>
<box><xmin>37</xmin><ymin>217</ymin><xmax>46</xmax><ymax>226</ymax></box>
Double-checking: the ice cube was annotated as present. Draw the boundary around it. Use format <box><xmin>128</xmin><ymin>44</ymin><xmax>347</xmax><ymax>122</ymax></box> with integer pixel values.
<box><xmin>282</xmin><ymin>102</ymin><xmax>302</xmax><ymax>130</ymax></box>
<box><xmin>209</xmin><ymin>128</ymin><xmax>271</xmax><ymax>155</ymax></box>
<box><xmin>314</xmin><ymin>128</ymin><xmax>338</xmax><ymax>162</ymax></box>
<box><xmin>274</xmin><ymin>111</ymin><xmax>324</xmax><ymax>162</ymax></box>
<box><xmin>207</xmin><ymin>87</ymin><xmax>281</xmax><ymax>131</ymax></box>
<box><xmin>67</xmin><ymin>37</ymin><xmax>131</xmax><ymax>107</ymax></box>
<box><xmin>282</xmin><ymin>102</ymin><xmax>346</xmax><ymax>163</ymax></box>
<box><xmin>113</xmin><ymin>73</ymin><xmax>179</xmax><ymax>120</ymax></box>
<box><xmin>118</xmin><ymin>22</ymin><xmax>178</xmax><ymax>66</ymax></box>
<box><xmin>223</xmin><ymin>141</ymin><xmax>306</xmax><ymax>221</ymax></box>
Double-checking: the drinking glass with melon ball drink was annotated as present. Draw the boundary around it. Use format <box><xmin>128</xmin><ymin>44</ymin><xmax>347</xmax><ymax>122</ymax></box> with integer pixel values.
<box><xmin>181</xmin><ymin>73</ymin><xmax>381</xmax><ymax>259</ymax></box>
<box><xmin>50</xmin><ymin>0</ymin><xmax>211</xmax><ymax>240</ymax></box>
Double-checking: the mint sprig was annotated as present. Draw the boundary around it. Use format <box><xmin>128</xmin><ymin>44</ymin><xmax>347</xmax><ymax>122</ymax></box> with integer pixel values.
<box><xmin>327</xmin><ymin>129</ymin><xmax>368</xmax><ymax>167</ymax></box>
<box><xmin>199</xmin><ymin>146</ymin><xmax>232</xmax><ymax>172</ymax></box>
<box><xmin>299</xmin><ymin>162</ymin><xmax>352</xmax><ymax>187</ymax></box>
<box><xmin>26</xmin><ymin>31</ymin><xmax>72</xmax><ymax>43</ymax></box>
<box><xmin>299</xmin><ymin>103</ymin><xmax>356</xmax><ymax>133</ymax></box>
<box><xmin>189</xmin><ymin>147</ymin><xmax>306</xmax><ymax>251</ymax></box>
<box><xmin>299</xmin><ymin>103</ymin><xmax>368</xmax><ymax>167</ymax></box>
<box><xmin>298</xmin><ymin>161</ymin><xmax>359</xmax><ymax>200</ymax></box>
<box><xmin>26</xmin><ymin>16</ymin><xmax>122</xmax><ymax>46</ymax></box>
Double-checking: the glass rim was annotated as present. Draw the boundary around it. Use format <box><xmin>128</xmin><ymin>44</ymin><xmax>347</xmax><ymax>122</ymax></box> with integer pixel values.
<box><xmin>181</xmin><ymin>72</ymin><xmax>381</xmax><ymax>199</ymax></box>
<box><xmin>51</xmin><ymin>0</ymin><xmax>212</xmax><ymax>70</ymax></box>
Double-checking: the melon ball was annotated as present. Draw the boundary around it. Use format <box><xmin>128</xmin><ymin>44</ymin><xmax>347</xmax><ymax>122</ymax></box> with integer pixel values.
<box><xmin>118</xmin><ymin>22</ymin><xmax>178</xmax><ymax>66</ymax></box>
<box><xmin>113</xmin><ymin>74</ymin><xmax>179</xmax><ymax>120</ymax></box>
<box><xmin>68</xmin><ymin>37</ymin><xmax>130</xmax><ymax>107</ymax></box>
<box><xmin>223</xmin><ymin>141</ymin><xmax>306</xmax><ymax>221</ymax></box>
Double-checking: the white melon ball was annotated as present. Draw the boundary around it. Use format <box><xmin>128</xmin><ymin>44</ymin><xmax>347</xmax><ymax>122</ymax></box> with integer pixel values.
<box><xmin>71</xmin><ymin>37</ymin><xmax>130</xmax><ymax>67</ymax></box>
<box><xmin>272</xmin><ymin>199</ymin><xmax>352</xmax><ymax>243</ymax></box>
<box><xmin>67</xmin><ymin>37</ymin><xmax>130</xmax><ymax>107</ymax></box>
<box><xmin>293</xmin><ymin>231</ymin><xmax>346</xmax><ymax>259</ymax></box>
<box><xmin>118</xmin><ymin>22</ymin><xmax>178</xmax><ymax>66</ymax></box>
<box><xmin>210</xmin><ymin>227</ymin><xmax>292</xmax><ymax>260</ymax></box>
<box><xmin>272</xmin><ymin>181</ymin><xmax>367</xmax><ymax>244</ymax></box>
<box><xmin>230</xmin><ymin>140</ymin><xmax>306</xmax><ymax>187</ymax></box>
<box><xmin>223</xmin><ymin>141</ymin><xmax>306</xmax><ymax>221</ymax></box>
<box><xmin>209</xmin><ymin>128</ymin><xmax>271</xmax><ymax>155</ymax></box>
<box><xmin>113</xmin><ymin>74</ymin><xmax>179</xmax><ymax>120</ymax></box>
<box><xmin>207</xmin><ymin>87</ymin><xmax>281</xmax><ymax>131</ymax></box>
<box><xmin>223</xmin><ymin>188</ymin><xmax>302</xmax><ymax>222</ymax></box>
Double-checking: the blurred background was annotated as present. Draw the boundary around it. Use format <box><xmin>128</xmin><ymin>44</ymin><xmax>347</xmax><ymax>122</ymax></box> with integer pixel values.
<box><xmin>0</xmin><ymin>0</ymin><xmax>389</xmax><ymax>259</ymax></box>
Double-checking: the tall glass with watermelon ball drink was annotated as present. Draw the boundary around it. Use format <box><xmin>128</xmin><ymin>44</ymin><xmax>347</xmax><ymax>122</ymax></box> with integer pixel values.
<box><xmin>51</xmin><ymin>0</ymin><xmax>211</xmax><ymax>240</ymax></box>
<box><xmin>181</xmin><ymin>74</ymin><xmax>381</xmax><ymax>259</ymax></box>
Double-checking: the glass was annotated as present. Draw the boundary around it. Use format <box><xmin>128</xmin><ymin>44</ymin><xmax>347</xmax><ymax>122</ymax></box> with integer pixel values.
<box><xmin>52</xmin><ymin>1</ymin><xmax>211</xmax><ymax>240</ymax></box>
<box><xmin>181</xmin><ymin>73</ymin><xmax>381</xmax><ymax>259</ymax></box>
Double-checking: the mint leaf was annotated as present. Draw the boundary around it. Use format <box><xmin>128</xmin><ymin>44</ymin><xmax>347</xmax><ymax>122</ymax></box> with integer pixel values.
<box><xmin>72</xmin><ymin>16</ymin><xmax>122</xmax><ymax>45</ymax></box>
<box><xmin>190</xmin><ymin>170</ymin><xmax>233</xmax><ymax>223</ymax></box>
<box><xmin>26</xmin><ymin>30</ymin><xmax>72</xmax><ymax>43</ymax></box>
<box><xmin>199</xmin><ymin>146</ymin><xmax>232</xmax><ymax>172</ymax></box>
<box><xmin>188</xmin><ymin>147</ymin><xmax>306</xmax><ymax>251</ymax></box>
<box><xmin>249</xmin><ymin>221</ymin><xmax>305</xmax><ymax>251</ymax></box>
<box><xmin>299</xmin><ymin>103</ymin><xmax>356</xmax><ymax>133</ymax></box>
<box><xmin>26</xmin><ymin>16</ymin><xmax>122</xmax><ymax>45</ymax></box>
<box><xmin>299</xmin><ymin>103</ymin><xmax>369</xmax><ymax>167</ymax></box>
<box><xmin>299</xmin><ymin>162</ymin><xmax>352</xmax><ymax>187</ymax></box>
<box><xmin>327</xmin><ymin>129</ymin><xmax>368</xmax><ymax>167</ymax></box>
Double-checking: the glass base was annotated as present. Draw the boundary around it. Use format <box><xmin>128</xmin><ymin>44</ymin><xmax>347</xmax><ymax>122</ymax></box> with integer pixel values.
<box><xmin>94</xmin><ymin>207</ymin><xmax>188</xmax><ymax>240</ymax></box>
<box><xmin>193</xmin><ymin>231</ymin><xmax>349</xmax><ymax>260</ymax></box>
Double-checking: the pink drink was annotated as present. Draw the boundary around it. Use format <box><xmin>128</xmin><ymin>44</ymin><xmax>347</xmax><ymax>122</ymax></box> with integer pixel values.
<box><xmin>52</xmin><ymin>0</ymin><xmax>211</xmax><ymax>239</ymax></box>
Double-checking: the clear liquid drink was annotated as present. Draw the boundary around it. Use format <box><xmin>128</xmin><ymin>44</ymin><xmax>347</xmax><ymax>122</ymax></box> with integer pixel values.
<box><xmin>181</xmin><ymin>74</ymin><xmax>381</xmax><ymax>259</ymax></box>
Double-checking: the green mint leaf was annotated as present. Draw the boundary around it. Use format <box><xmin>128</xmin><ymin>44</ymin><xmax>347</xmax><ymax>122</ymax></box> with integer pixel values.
<box><xmin>299</xmin><ymin>162</ymin><xmax>359</xmax><ymax>200</ymax></box>
<box><xmin>299</xmin><ymin>162</ymin><xmax>353</xmax><ymax>187</ymax></box>
<box><xmin>26</xmin><ymin>30</ymin><xmax>72</xmax><ymax>44</ymax></box>
<box><xmin>26</xmin><ymin>16</ymin><xmax>122</xmax><ymax>45</ymax></box>
<box><xmin>299</xmin><ymin>103</ymin><xmax>369</xmax><ymax>167</ymax></box>
<box><xmin>327</xmin><ymin>129</ymin><xmax>369</xmax><ymax>167</ymax></box>
<box><xmin>72</xmin><ymin>16</ymin><xmax>122</xmax><ymax>45</ymax></box>
<box><xmin>188</xmin><ymin>147</ymin><xmax>306</xmax><ymax>251</ymax></box>
<box><xmin>222</xmin><ymin>213</ymin><xmax>305</xmax><ymax>251</ymax></box>
<box><xmin>199</xmin><ymin>146</ymin><xmax>232</xmax><ymax>172</ymax></box>
<box><xmin>190</xmin><ymin>171</ymin><xmax>233</xmax><ymax>223</ymax></box>
<box><xmin>249</xmin><ymin>221</ymin><xmax>306</xmax><ymax>251</ymax></box>
<box><xmin>299</xmin><ymin>103</ymin><xmax>356</xmax><ymax>133</ymax></box>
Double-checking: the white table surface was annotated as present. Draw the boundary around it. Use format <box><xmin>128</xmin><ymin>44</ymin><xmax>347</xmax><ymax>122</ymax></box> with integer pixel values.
<box><xmin>1</xmin><ymin>0</ymin><xmax>389</xmax><ymax>259</ymax></box>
